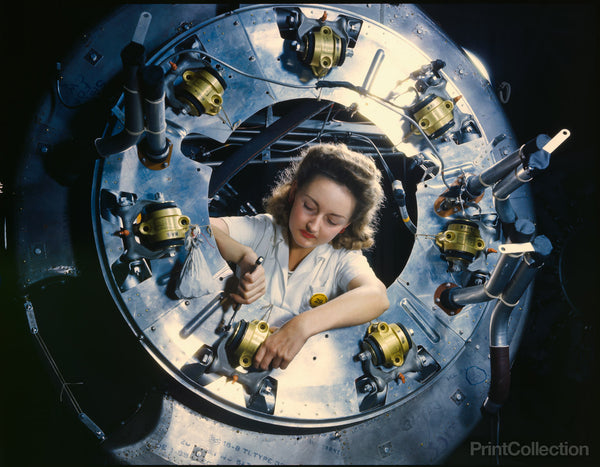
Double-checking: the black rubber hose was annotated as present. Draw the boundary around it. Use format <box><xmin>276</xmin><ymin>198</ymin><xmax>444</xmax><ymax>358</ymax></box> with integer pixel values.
<box><xmin>483</xmin><ymin>345</ymin><xmax>511</xmax><ymax>413</ymax></box>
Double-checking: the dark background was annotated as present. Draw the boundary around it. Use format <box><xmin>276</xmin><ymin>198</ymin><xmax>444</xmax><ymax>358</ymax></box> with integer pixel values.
<box><xmin>1</xmin><ymin>3</ymin><xmax>598</xmax><ymax>466</ymax></box>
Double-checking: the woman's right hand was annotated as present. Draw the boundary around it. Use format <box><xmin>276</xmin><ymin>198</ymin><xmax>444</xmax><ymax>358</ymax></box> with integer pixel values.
<box><xmin>230</xmin><ymin>251</ymin><xmax>266</xmax><ymax>304</ymax></box>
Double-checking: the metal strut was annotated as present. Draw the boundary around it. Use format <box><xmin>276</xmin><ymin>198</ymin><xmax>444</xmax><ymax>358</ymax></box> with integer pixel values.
<box><xmin>208</xmin><ymin>100</ymin><xmax>332</xmax><ymax>198</ymax></box>
<box><xmin>24</xmin><ymin>298</ymin><xmax>106</xmax><ymax>441</ymax></box>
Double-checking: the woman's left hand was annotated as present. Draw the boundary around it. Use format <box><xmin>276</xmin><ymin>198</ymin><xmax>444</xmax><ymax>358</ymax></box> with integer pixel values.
<box><xmin>253</xmin><ymin>316</ymin><xmax>310</xmax><ymax>370</ymax></box>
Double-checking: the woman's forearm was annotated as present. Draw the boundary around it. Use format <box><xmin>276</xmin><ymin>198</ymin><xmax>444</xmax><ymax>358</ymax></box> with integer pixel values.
<box><xmin>210</xmin><ymin>218</ymin><xmax>253</xmax><ymax>264</ymax></box>
<box><xmin>294</xmin><ymin>277</ymin><xmax>389</xmax><ymax>339</ymax></box>
<box><xmin>209</xmin><ymin>217</ymin><xmax>266</xmax><ymax>304</ymax></box>
<box><xmin>253</xmin><ymin>277</ymin><xmax>388</xmax><ymax>370</ymax></box>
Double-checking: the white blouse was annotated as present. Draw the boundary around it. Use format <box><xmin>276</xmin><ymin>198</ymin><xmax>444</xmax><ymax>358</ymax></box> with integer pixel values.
<box><xmin>221</xmin><ymin>213</ymin><xmax>374</xmax><ymax>325</ymax></box>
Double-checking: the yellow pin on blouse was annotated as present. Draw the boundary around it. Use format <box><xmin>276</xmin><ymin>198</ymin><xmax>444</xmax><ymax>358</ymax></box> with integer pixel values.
<box><xmin>309</xmin><ymin>293</ymin><xmax>328</xmax><ymax>308</ymax></box>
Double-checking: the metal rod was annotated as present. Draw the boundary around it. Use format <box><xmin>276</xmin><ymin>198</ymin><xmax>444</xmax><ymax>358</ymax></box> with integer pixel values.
<box><xmin>362</xmin><ymin>49</ymin><xmax>385</xmax><ymax>93</ymax></box>
<box><xmin>180</xmin><ymin>292</ymin><xmax>225</xmax><ymax>339</ymax></box>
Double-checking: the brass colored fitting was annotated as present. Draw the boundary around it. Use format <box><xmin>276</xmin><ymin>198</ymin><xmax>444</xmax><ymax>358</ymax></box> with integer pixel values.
<box><xmin>135</xmin><ymin>203</ymin><xmax>190</xmax><ymax>249</ymax></box>
<box><xmin>176</xmin><ymin>68</ymin><xmax>226</xmax><ymax>116</ymax></box>
<box><xmin>362</xmin><ymin>322</ymin><xmax>412</xmax><ymax>368</ymax></box>
<box><xmin>412</xmin><ymin>95</ymin><xmax>455</xmax><ymax>138</ymax></box>
<box><xmin>435</xmin><ymin>220</ymin><xmax>485</xmax><ymax>265</ymax></box>
<box><xmin>227</xmin><ymin>319</ymin><xmax>272</xmax><ymax>368</ymax></box>
<box><xmin>301</xmin><ymin>26</ymin><xmax>345</xmax><ymax>77</ymax></box>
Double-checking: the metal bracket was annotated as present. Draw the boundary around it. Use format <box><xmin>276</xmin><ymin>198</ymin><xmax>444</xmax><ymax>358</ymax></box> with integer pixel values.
<box><xmin>132</xmin><ymin>12</ymin><xmax>152</xmax><ymax>45</ymax></box>
<box><xmin>498</xmin><ymin>242</ymin><xmax>534</xmax><ymax>254</ymax></box>
<box><xmin>24</xmin><ymin>299</ymin><xmax>39</xmax><ymax>334</ymax></box>
<box><xmin>79</xmin><ymin>413</ymin><xmax>106</xmax><ymax>441</ymax></box>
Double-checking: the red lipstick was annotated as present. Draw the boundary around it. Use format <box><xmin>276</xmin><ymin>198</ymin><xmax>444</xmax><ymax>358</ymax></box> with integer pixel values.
<box><xmin>300</xmin><ymin>230</ymin><xmax>316</xmax><ymax>239</ymax></box>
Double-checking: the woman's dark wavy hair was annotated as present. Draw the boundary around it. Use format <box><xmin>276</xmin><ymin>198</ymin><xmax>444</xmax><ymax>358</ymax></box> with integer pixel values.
<box><xmin>264</xmin><ymin>143</ymin><xmax>384</xmax><ymax>250</ymax></box>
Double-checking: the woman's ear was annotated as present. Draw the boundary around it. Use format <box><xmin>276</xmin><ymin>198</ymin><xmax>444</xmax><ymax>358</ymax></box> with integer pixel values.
<box><xmin>288</xmin><ymin>181</ymin><xmax>297</xmax><ymax>203</ymax></box>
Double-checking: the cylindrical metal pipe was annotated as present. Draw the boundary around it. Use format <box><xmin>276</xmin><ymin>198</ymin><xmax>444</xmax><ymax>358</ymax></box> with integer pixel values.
<box><xmin>489</xmin><ymin>235</ymin><xmax>552</xmax><ymax>347</ymax></box>
<box><xmin>493</xmin><ymin>195</ymin><xmax>517</xmax><ymax>226</ymax></box>
<box><xmin>362</xmin><ymin>49</ymin><xmax>385</xmax><ymax>93</ymax></box>
<box><xmin>493</xmin><ymin>166</ymin><xmax>532</xmax><ymax>200</ymax></box>
<box><xmin>140</xmin><ymin>65</ymin><xmax>169</xmax><ymax>159</ymax></box>
<box><xmin>483</xmin><ymin>235</ymin><xmax>552</xmax><ymax>414</ymax></box>
<box><xmin>488</xmin><ymin>261</ymin><xmax>539</xmax><ymax>347</ymax></box>
<box><xmin>95</xmin><ymin>42</ymin><xmax>146</xmax><ymax>157</ymax></box>
<box><xmin>444</xmin><ymin>219</ymin><xmax>535</xmax><ymax>309</ymax></box>
<box><xmin>465</xmin><ymin>134</ymin><xmax>550</xmax><ymax>198</ymax></box>
<box><xmin>445</xmin><ymin>284</ymin><xmax>487</xmax><ymax>307</ymax></box>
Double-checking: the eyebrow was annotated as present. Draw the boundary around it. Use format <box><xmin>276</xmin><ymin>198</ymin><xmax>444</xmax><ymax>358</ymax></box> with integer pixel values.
<box><xmin>304</xmin><ymin>194</ymin><xmax>349</xmax><ymax>220</ymax></box>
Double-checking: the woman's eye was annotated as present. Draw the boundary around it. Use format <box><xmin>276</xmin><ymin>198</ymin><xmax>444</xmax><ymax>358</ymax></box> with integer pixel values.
<box><xmin>303</xmin><ymin>202</ymin><xmax>315</xmax><ymax>211</ymax></box>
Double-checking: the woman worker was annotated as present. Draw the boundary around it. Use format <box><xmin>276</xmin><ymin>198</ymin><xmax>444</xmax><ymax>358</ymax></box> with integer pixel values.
<box><xmin>210</xmin><ymin>142</ymin><xmax>389</xmax><ymax>371</ymax></box>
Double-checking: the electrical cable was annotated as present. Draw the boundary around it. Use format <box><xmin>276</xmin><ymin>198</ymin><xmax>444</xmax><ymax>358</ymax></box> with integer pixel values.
<box><xmin>159</xmin><ymin>48</ymin><xmax>314</xmax><ymax>90</ymax></box>
<box><xmin>160</xmin><ymin>49</ymin><xmax>451</xmax><ymax>188</ymax></box>
<box><xmin>275</xmin><ymin>103</ymin><xmax>335</xmax><ymax>153</ymax></box>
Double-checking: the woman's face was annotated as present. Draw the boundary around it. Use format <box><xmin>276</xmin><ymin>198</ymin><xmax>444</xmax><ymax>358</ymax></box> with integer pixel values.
<box><xmin>288</xmin><ymin>175</ymin><xmax>356</xmax><ymax>250</ymax></box>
